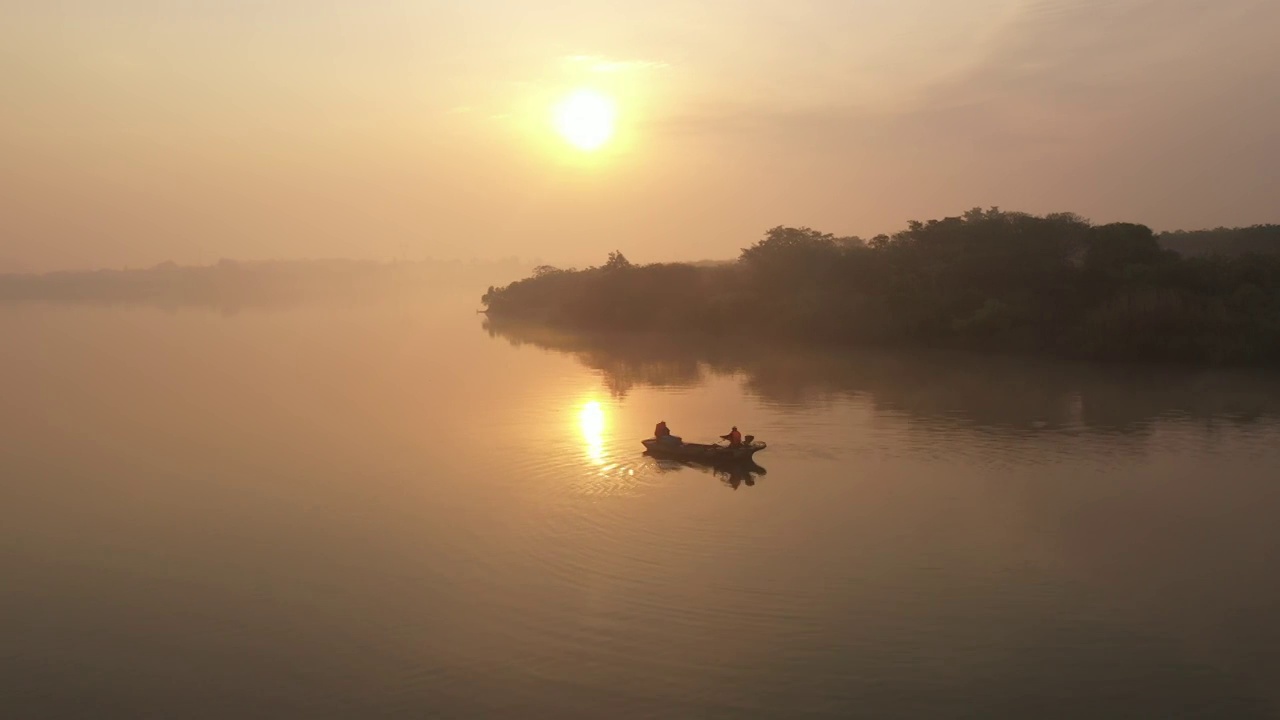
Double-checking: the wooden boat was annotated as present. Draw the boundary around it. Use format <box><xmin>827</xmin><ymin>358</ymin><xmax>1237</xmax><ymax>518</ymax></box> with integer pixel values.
<box><xmin>641</xmin><ymin>437</ymin><xmax>766</xmax><ymax>463</ymax></box>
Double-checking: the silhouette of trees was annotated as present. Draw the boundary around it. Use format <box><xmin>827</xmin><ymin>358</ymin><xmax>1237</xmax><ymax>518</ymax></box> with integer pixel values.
<box><xmin>604</xmin><ymin>251</ymin><xmax>632</xmax><ymax>271</ymax></box>
<box><xmin>1159</xmin><ymin>225</ymin><xmax>1280</xmax><ymax>256</ymax></box>
<box><xmin>481</xmin><ymin>210</ymin><xmax>1280</xmax><ymax>364</ymax></box>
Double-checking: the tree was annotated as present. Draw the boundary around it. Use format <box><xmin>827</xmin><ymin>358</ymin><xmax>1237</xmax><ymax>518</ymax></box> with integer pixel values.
<box><xmin>1085</xmin><ymin>223</ymin><xmax>1165</xmax><ymax>275</ymax></box>
<box><xmin>604</xmin><ymin>251</ymin><xmax>633</xmax><ymax>271</ymax></box>
<box><xmin>740</xmin><ymin>226</ymin><xmax>838</xmax><ymax>265</ymax></box>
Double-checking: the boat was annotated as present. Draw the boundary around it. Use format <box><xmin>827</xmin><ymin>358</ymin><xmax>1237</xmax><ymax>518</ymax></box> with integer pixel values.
<box><xmin>641</xmin><ymin>436</ymin><xmax>766</xmax><ymax>463</ymax></box>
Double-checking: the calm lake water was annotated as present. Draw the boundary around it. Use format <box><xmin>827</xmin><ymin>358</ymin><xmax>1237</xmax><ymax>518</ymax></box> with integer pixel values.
<box><xmin>4</xmin><ymin>292</ymin><xmax>1280</xmax><ymax>719</ymax></box>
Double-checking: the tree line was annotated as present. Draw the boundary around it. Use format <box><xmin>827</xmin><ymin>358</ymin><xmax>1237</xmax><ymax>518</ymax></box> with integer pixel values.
<box><xmin>481</xmin><ymin>209</ymin><xmax>1280</xmax><ymax>364</ymax></box>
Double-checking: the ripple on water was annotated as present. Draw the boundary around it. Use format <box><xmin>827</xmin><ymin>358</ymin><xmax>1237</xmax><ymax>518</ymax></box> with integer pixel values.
<box><xmin>468</xmin><ymin>433</ymin><xmax>814</xmax><ymax>688</ymax></box>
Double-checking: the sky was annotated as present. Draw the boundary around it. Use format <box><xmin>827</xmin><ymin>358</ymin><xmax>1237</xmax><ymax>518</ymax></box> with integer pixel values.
<box><xmin>2</xmin><ymin>0</ymin><xmax>1278</xmax><ymax>272</ymax></box>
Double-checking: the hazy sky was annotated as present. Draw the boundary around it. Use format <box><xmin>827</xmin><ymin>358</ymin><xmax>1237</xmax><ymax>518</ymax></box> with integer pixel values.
<box><xmin>3</xmin><ymin>0</ymin><xmax>1277</xmax><ymax>271</ymax></box>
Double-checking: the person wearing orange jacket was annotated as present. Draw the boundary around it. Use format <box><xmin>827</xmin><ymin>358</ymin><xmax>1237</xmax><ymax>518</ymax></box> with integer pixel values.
<box><xmin>721</xmin><ymin>426</ymin><xmax>743</xmax><ymax>448</ymax></box>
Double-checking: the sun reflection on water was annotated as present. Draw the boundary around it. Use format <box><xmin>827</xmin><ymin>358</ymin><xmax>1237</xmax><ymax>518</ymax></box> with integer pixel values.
<box><xmin>579</xmin><ymin>400</ymin><xmax>606</xmax><ymax>464</ymax></box>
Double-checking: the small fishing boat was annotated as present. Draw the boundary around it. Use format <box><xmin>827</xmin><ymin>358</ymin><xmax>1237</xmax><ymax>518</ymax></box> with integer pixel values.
<box><xmin>641</xmin><ymin>436</ymin><xmax>766</xmax><ymax>463</ymax></box>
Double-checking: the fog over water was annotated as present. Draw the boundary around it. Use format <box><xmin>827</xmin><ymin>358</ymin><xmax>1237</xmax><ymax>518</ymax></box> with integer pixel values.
<box><xmin>3</xmin><ymin>288</ymin><xmax>1278</xmax><ymax>718</ymax></box>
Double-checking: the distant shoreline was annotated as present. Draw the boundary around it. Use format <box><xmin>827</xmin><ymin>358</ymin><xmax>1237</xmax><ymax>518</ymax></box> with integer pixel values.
<box><xmin>0</xmin><ymin>258</ymin><xmax>529</xmax><ymax>311</ymax></box>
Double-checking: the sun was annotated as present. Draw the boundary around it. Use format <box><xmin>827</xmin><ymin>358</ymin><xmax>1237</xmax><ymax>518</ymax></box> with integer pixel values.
<box><xmin>553</xmin><ymin>89</ymin><xmax>617</xmax><ymax>152</ymax></box>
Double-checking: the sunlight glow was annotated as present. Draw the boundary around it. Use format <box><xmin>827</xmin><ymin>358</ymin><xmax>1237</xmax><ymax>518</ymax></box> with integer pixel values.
<box><xmin>553</xmin><ymin>89</ymin><xmax>617</xmax><ymax>151</ymax></box>
<box><xmin>579</xmin><ymin>400</ymin><xmax>606</xmax><ymax>464</ymax></box>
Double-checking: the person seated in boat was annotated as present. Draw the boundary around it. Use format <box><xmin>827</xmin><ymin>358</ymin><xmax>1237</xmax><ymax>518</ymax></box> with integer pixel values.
<box><xmin>654</xmin><ymin>421</ymin><xmax>681</xmax><ymax>445</ymax></box>
<box><xmin>720</xmin><ymin>426</ymin><xmax>743</xmax><ymax>448</ymax></box>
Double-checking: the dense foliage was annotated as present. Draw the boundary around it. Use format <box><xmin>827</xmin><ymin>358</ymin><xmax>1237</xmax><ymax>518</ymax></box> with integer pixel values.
<box><xmin>1159</xmin><ymin>225</ymin><xmax>1280</xmax><ymax>257</ymax></box>
<box><xmin>481</xmin><ymin>209</ymin><xmax>1280</xmax><ymax>364</ymax></box>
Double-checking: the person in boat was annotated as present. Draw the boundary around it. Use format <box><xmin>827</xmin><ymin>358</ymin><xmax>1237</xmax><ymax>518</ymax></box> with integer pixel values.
<box><xmin>654</xmin><ymin>421</ymin><xmax>681</xmax><ymax>445</ymax></box>
<box><xmin>720</xmin><ymin>426</ymin><xmax>743</xmax><ymax>448</ymax></box>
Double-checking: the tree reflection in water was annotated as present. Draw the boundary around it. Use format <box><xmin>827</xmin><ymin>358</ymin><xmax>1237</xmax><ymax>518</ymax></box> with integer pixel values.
<box><xmin>485</xmin><ymin>316</ymin><xmax>1280</xmax><ymax>440</ymax></box>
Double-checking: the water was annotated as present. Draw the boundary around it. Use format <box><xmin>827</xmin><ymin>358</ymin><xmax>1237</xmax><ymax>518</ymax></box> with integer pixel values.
<box><xmin>3</xmin><ymin>293</ymin><xmax>1280</xmax><ymax>719</ymax></box>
